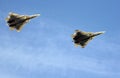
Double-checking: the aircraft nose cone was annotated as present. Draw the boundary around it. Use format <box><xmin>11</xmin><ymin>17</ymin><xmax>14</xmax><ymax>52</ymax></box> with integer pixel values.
<box><xmin>93</xmin><ymin>31</ymin><xmax>105</xmax><ymax>36</ymax></box>
<box><xmin>33</xmin><ymin>14</ymin><xmax>40</xmax><ymax>17</ymax></box>
<box><xmin>36</xmin><ymin>14</ymin><xmax>40</xmax><ymax>16</ymax></box>
<box><xmin>96</xmin><ymin>31</ymin><xmax>105</xmax><ymax>34</ymax></box>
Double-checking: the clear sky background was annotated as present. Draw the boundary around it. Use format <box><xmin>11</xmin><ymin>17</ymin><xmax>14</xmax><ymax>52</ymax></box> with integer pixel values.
<box><xmin>0</xmin><ymin>0</ymin><xmax>120</xmax><ymax>78</ymax></box>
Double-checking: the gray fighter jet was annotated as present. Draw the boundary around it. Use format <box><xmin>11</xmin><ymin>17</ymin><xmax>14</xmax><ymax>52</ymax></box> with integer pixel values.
<box><xmin>72</xmin><ymin>30</ymin><xmax>105</xmax><ymax>48</ymax></box>
<box><xmin>6</xmin><ymin>12</ymin><xmax>40</xmax><ymax>32</ymax></box>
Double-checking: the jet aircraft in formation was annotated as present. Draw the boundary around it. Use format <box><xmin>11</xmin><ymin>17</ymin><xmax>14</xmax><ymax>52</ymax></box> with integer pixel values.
<box><xmin>6</xmin><ymin>12</ymin><xmax>40</xmax><ymax>32</ymax></box>
<box><xmin>72</xmin><ymin>30</ymin><xmax>105</xmax><ymax>48</ymax></box>
<box><xmin>4</xmin><ymin>12</ymin><xmax>105</xmax><ymax>48</ymax></box>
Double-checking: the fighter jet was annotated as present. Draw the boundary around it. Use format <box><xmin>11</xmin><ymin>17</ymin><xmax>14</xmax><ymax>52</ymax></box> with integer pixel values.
<box><xmin>72</xmin><ymin>30</ymin><xmax>105</xmax><ymax>48</ymax></box>
<box><xmin>6</xmin><ymin>12</ymin><xmax>40</xmax><ymax>32</ymax></box>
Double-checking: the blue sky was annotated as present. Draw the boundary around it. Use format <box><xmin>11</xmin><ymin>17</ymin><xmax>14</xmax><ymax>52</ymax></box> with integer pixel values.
<box><xmin>0</xmin><ymin>0</ymin><xmax>120</xmax><ymax>78</ymax></box>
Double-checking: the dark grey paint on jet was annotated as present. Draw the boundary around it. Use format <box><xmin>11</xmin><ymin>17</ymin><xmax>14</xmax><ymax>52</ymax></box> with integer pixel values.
<box><xmin>72</xmin><ymin>30</ymin><xmax>105</xmax><ymax>48</ymax></box>
<box><xmin>6</xmin><ymin>12</ymin><xmax>40</xmax><ymax>32</ymax></box>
